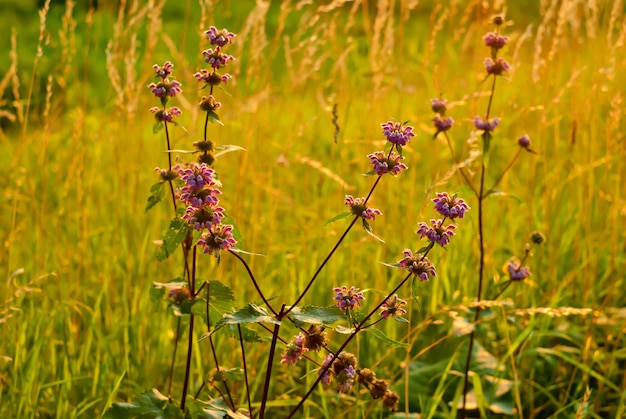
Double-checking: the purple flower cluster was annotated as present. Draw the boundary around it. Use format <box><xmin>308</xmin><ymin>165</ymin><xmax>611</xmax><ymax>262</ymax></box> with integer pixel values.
<box><xmin>148</xmin><ymin>61</ymin><xmax>183</xmax><ymax>120</ymax></box>
<box><xmin>380</xmin><ymin>294</ymin><xmax>407</xmax><ymax>320</ymax></box>
<box><xmin>177</xmin><ymin>163</ymin><xmax>236</xmax><ymax>257</ymax></box>
<box><xmin>474</xmin><ymin>116</ymin><xmax>500</xmax><ymax>132</ymax></box>
<box><xmin>381</xmin><ymin>121</ymin><xmax>415</xmax><ymax>146</ymax></box>
<box><xmin>194</xmin><ymin>27</ymin><xmax>236</xmax><ymax>90</ymax></box>
<box><xmin>334</xmin><ymin>286</ymin><xmax>365</xmax><ymax>311</ymax></box>
<box><xmin>431</xmin><ymin>97</ymin><xmax>454</xmax><ymax>134</ymax></box>
<box><xmin>484</xmin><ymin>57</ymin><xmax>510</xmax><ymax>75</ymax></box>
<box><xmin>150</xmin><ymin>106</ymin><xmax>182</xmax><ymax>123</ymax></box>
<box><xmin>484</xmin><ymin>32</ymin><xmax>509</xmax><ymax>51</ymax></box>
<box><xmin>398</xmin><ymin>250</ymin><xmax>437</xmax><ymax>281</ymax></box>
<box><xmin>345</xmin><ymin>195</ymin><xmax>382</xmax><ymax>220</ymax></box>
<box><xmin>280</xmin><ymin>333</ymin><xmax>308</xmax><ymax>366</ymax></box>
<box><xmin>432</xmin><ymin>192</ymin><xmax>470</xmax><ymax>219</ymax></box>
<box><xmin>318</xmin><ymin>352</ymin><xmax>358</xmax><ymax>394</ymax></box>
<box><xmin>416</xmin><ymin>219</ymin><xmax>457</xmax><ymax>247</ymax></box>
<box><xmin>368</xmin><ymin>151</ymin><xmax>407</xmax><ymax>176</ymax></box>
<box><xmin>507</xmin><ymin>259</ymin><xmax>532</xmax><ymax>281</ymax></box>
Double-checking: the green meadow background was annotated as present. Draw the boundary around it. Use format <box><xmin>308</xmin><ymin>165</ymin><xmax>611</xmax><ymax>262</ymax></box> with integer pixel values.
<box><xmin>1</xmin><ymin>0</ymin><xmax>625</xmax><ymax>417</ymax></box>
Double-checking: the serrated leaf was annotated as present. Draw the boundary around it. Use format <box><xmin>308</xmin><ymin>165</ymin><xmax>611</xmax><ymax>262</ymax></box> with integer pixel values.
<box><xmin>103</xmin><ymin>389</ymin><xmax>182</xmax><ymax>419</ymax></box>
<box><xmin>324</xmin><ymin>212</ymin><xmax>352</xmax><ymax>226</ymax></box>
<box><xmin>362</xmin><ymin>219</ymin><xmax>385</xmax><ymax>242</ymax></box>
<box><xmin>156</xmin><ymin>217</ymin><xmax>189</xmax><ymax>262</ymax></box>
<box><xmin>215</xmin><ymin>144</ymin><xmax>245</xmax><ymax>158</ymax></box>
<box><xmin>185</xmin><ymin>397</ymin><xmax>249</xmax><ymax>419</ymax></box>
<box><xmin>146</xmin><ymin>182</ymin><xmax>166</xmax><ymax>213</ymax></box>
<box><xmin>289</xmin><ymin>306</ymin><xmax>347</xmax><ymax>327</ymax></box>
<box><xmin>209</xmin><ymin>304</ymin><xmax>279</xmax><ymax>337</ymax></box>
<box><xmin>207</xmin><ymin>111</ymin><xmax>224</xmax><ymax>126</ymax></box>
<box><xmin>206</xmin><ymin>280</ymin><xmax>235</xmax><ymax>313</ymax></box>
<box><xmin>361</xmin><ymin>328</ymin><xmax>408</xmax><ymax>347</ymax></box>
<box><xmin>153</xmin><ymin>122</ymin><xmax>164</xmax><ymax>134</ymax></box>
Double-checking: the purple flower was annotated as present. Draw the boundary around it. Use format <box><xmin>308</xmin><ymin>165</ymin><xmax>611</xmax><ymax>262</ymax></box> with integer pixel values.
<box><xmin>507</xmin><ymin>260</ymin><xmax>532</xmax><ymax>281</ymax></box>
<box><xmin>280</xmin><ymin>333</ymin><xmax>308</xmax><ymax>365</ymax></box>
<box><xmin>433</xmin><ymin>115</ymin><xmax>454</xmax><ymax>132</ymax></box>
<box><xmin>380</xmin><ymin>294</ymin><xmax>407</xmax><ymax>320</ymax></box>
<box><xmin>416</xmin><ymin>219</ymin><xmax>457</xmax><ymax>246</ymax></box>
<box><xmin>205</xmin><ymin>26</ymin><xmax>236</xmax><ymax>47</ymax></box>
<box><xmin>153</xmin><ymin>61</ymin><xmax>174</xmax><ymax>79</ymax></box>
<box><xmin>148</xmin><ymin>79</ymin><xmax>182</xmax><ymax>98</ymax></box>
<box><xmin>194</xmin><ymin>69</ymin><xmax>232</xmax><ymax>86</ymax></box>
<box><xmin>150</xmin><ymin>106</ymin><xmax>182</xmax><ymax>123</ymax></box>
<box><xmin>345</xmin><ymin>195</ymin><xmax>382</xmax><ymax>220</ymax></box>
<box><xmin>182</xmin><ymin>204</ymin><xmax>225</xmax><ymax>231</ymax></box>
<box><xmin>483</xmin><ymin>32</ymin><xmax>509</xmax><ymax>50</ymax></box>
<box><xmin>474</xmin><ymin>116</ymin><xmax>500</xmax><ymax>132</ymax></box>
<box><xmin>202</xmin><ymin>47</ymin><xmax>235</xmax><ymax>70</ymax></box>
<box><xmin>198</xmin><ymin>224</ymin><xmax>237</xmax><ymax>257</ymax></box>
<box><xmin>398</xmin><ymin>250</ymin><xmax>437</xmax><ymax>281</ymax></box>
<box><xmin>431</xmin><ymin>98</ymin><xmax>447</xmax><ymax>114</ymax></box>
<box><xmin>432</xmin><ymin>192</ymin><xmax>470</xmax><ymax>219</ymax></box>
<box><xmin>368</xmin><ymin>151</ymin><xmax>408</xmax><ymax>176</ymax></box>
<box><xmin>318</xmin><ymin>354</ymin><xmax>334</xmax><ymax>385</ymax></box>
<box><xmin>484</xmin><ymin>57</ymin><xmax>510</xmax><ymax>75</ymax></box>
<box><xmin>381</xmin><ymin>121</ymin><xmax>415</xmax><ymax>146</ymax></box>
<box><xmin>337</xmin><ymin>364</ymin><xmax>356</xmax><ymax>393</ymax></box>
<box><xmin>334</xmin><ymin>286</ymin><xmax>365</xmax><ymax>311</ymax></box>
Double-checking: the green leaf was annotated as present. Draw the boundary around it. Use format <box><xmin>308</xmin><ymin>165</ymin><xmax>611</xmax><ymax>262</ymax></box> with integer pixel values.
<box><xmin>207</xmin><ymin>111</ymin><xmax>224</xmax><ymax>126</ymax></box>
<box><xmin>151</xmin><ymin>279</ymin><xmax>187</xmax><ymax>304</ymax></box>
<box><xmin>215</xmin><ymin>144</ymin><xmax>246</xmax><ymax>158</ymax></box>
<box><xmin>146</xmin><ymin>182</ymin><xmax>166</xmax><ymax>213</ymax></box>
<box><xmin>324</xmin><ymin>212</ymin><xmax>352</xmax><ymax>226</ymax></box>
<box><xmin>206</xmin><ymin>280</ymin><xmax>235</xmax><ymax>313</ymax></box>
<box><xmin>482</xmin><ymin>131</ymin><xmax>492</xmax><ymax>154</ymax></box>
<box><xmin>416</xmin><ymin>241</ymin><xmax>435</xmax><ymax>254</ymax></box>
<box><xmin>202</xmin><ymin>304</ymin><xmax>279</xmax><ymax>340</ymax></box>
<box><xmin>103</xmin><ymin>389</ymin><xmax>182</xmax><ymax>419</ymax></box>
<box><xmin>334</xmin><ymin>325</ymin><xmax>356</xmax><ymax>334</ymax></box>
<box><xmin>396</xmin><ymin>144</ymin><xmax>403</xmax><ymax>156</ymax></box>
<box><xmin>362</xmin><ymin>219</ymin><xmax>384</xmax><ymax>242</ymax></box>
<box><xmin>289</xmin><ymin>306</ymin><xmax>347</xmax><ymax>327</ymax></box>
<box><xmin>361</xmin><ymin>327</ymin><xmax>408</xmax><ymax>347</ymax></box>
<box><xmin>362</xmin><ymin>170</ymin><xmax>377</xmax><ymax>177</ymax></box>
<box><xmin>156</xmin><ymin>217</ymin><xmax>189</xmax><ymax>262</ymax></box>
<box><xmin>153</xmin><ymin>122</ymin><xmax>164</xmax><ymax>134</ymax></box>
<box><xmin>380</xmin><ymin>261</ymin><xmax>401</xmax><ymax>269</ymax></box>
<box><xmin>185</xmin><ymin>397</ymin><xmax>249</xmax><ymax>419</ymax></box>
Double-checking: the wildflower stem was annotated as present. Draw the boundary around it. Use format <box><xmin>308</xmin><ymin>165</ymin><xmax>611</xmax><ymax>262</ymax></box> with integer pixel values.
<box><xmin>287</xmin><ymin>273</ymin><xmax>414</xmax><ymax>418</ymax></box>
<box><xmin>180</xmin><ymin>246</ymin><xmax>198</xmax><ymax>412</ymax></box>
<box><xmin>286</xmin><ymin>175</ymin><xmax>382</xmax><ymax>317</ymax></box>
<box><xmin>492</xmin><ymin>280</ymin><xmax>512</xmax><ymax>300</ymax></box>
<box><xmin>208</xmin><ymin>332</ymin><xmax>236</xmax><ymax>410</ymax></box>
<box><xmin>443</xmin><ymin>131</ymin><xmax>479</xmax><ymax>198</ymax></box>
<box><xmin>259</xmin><ymin>306</ymin><xmax>284</xmax><ymax>419</ymax></box>
<box><xmin>203</xmin><ymin>111</ymin><xmax>209</xmax><ymax>142</ymax></box>
<box><xmin>284</xmin><ymin>214</ymin><xmax>360</xmax><ymax>316</ymax></box>
<box><xmin>167</xmin><ymin>317</ymin><xmax>182</xmax><ymax>399</ymax></box>
<box><xmin>228</xmin><ymin>250</ymin><xmax>278</xmax><ymax>316</ymax></box>
<box><xmin>487</xmin><ymin>147</ymin><xmax>522</xmax><ymax>195</ymax></box>
<box><xmin>238</xmin><ymin>325</ymin><xmax>253</xmax><ymax>416</ymax></box>
<box><xmin>462</xmin><ymin>73</ymin><xmax>497</xmax><ymax>418</ymax></box>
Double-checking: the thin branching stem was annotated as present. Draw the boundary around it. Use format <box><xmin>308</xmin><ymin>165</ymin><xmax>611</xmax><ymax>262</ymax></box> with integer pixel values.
<box><xmin>286</xmin><ymin>175</ymin><xmax>383</xmax><ymax>317</ymax></box>
<box><xmin>167</xmin><ymin>318</ymin><xmax>182</xmax><ymax>399</ymax></box>
<box><xmin>228</xmin><ymin>250</ymin><xmax>278</xmax><ymax>316</ymax></box>
<box><xmin>287</xmin><ymin>271</ymin><xmax>416</xmax><ymax>418</ymax></box>
<box><xmin>462</xmin><ymin>73</ymin><xmax>498</xmax><ymax>418</ymax></box>
<box><xmin>238</xmin><ymin>325</ymin><xmax>253</xmax><ymax>417</ymax></box>
<box><xmin>443</xmin><ymin>131</ymin><xmax>479</xmax><ymax>198</ymax></box>
<box><xmin>488</xmin><ymin>148</ymin><xmax>522</xmax><ymax>194</ymax></box>
<box><xmin>180</xmin><ymin>246</ymin><xmax>198</xmax><ymax>411</ymax></box>
<box><xmin>259</xmin><ymin>306</ymin><xmax>285</xmax><ymax>419</ymax></box>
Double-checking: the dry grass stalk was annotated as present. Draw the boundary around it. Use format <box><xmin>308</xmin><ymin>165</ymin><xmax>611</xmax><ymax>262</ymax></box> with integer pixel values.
<box><xmin>532</xmin><ymin>0</ymin><xmax>558</xmax><ymax>82</ymax></box>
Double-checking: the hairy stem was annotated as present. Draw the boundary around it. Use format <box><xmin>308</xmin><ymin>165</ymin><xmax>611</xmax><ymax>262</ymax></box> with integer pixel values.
<box><xmin>238</xmin><ymin>325</ymin><xmax>253</xmax><ymax>416</ymax></box>
<box><xmin>259</xmin><ymin>307</ymin><xmax>284</xmax><ymax>419</ymax></box>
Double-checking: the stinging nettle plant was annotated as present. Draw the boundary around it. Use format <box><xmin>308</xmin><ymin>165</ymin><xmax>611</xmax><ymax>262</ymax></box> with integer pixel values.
<box><xmin>105</xmin><ymin>15</ymin><xmax>542</xmax><ymax>419</ymax></box>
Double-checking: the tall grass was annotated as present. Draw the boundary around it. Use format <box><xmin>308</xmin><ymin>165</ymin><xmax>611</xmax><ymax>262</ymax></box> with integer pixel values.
<box><xmin>1</xmin><ymin>0</ymin><xmax>625</xmax><ymax>417</ymax></box>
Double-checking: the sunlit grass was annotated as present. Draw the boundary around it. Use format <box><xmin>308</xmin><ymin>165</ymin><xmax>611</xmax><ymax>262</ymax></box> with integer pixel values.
<box><xmin>1</xmin><ymin>0</ymin><xmax>625</xmax><ymax>417</ymax></box>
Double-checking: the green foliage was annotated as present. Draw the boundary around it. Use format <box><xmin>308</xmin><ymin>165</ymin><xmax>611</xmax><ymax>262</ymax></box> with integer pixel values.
<box><xmin>104</xmin><ymin>389</ymin><xmax>182</xmax><ymax>419</ymax></box>
<box><xmin>289</xmin><ymin>305</ymin><xmax>347</xmax><ymax>327</ymax></box>
<box><xmin>156</xmin><ymin>215</ymin><xmax>189</xmax><ymax>261</ymax></box>
<box><xmin>146</xmin><ymin>181</ymin><xmax>166</xmax><ymax>212</ymax></box>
